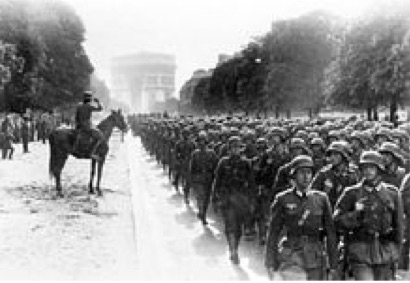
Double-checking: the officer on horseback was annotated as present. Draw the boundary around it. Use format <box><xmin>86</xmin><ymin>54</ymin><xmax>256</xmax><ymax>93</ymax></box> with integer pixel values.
<box><xmin>73</xmin><ymin>90</ymin><xmax>104</xmax><ymax>160</ymax></box>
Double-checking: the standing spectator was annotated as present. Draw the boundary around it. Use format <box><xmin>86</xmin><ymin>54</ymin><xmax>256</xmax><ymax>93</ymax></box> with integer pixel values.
<box><xmin>21</xmin><ymin>115</ymin><xmax>30</xmax><ymax>153</ymax></box>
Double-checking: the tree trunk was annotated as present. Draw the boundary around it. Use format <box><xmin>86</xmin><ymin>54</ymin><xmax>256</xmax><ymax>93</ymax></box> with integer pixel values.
<box><xmin>275</xmin><ymin>106</ymin><xmax>280</xmax><ymax>119</ymax></box>
<box><xmin>366</xmin><ymin>107</ymin><xmax>372</xmax><ymax>121</ymax></box>
<box><xmin>308</xmin><ymin>108</ymin><xmax>312</xmax><ymax>119</ymax></box>
<box><xmin>390</xmin><ymin>93</ymin><xmax>398</xmax><ymax>127</ymax></box>
<box><xmin>373</xmin><ymin>106</ymin><xmax>378</xmax><ymax>121</ymax></box>
<box><xmin>286</xmin><ymin>109</ymin><xmax>291</xmax><ymax>119</ymax></box>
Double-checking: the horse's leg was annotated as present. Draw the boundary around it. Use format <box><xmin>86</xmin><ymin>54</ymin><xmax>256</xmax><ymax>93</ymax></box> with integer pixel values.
<box><xmin>96</xmin><ymin>158</ymin><xmax>105</xmax><ymax>197</ymax></box>
<box><xmin>8</xmin><ymin>147</ymin><xmax>14</xmax><ymax>159</ymax></box>
<box><xmin>55</xmin><ymin>173</ymin><xmax>63</xmax><ymax>198</ymax></box>
<box><xmin>89</xmin><ymin>159</ymin><xmax>96</xmax><ymax>194</ymax></box>
<box><xmin>51</xmin><ymin>154</ymin><xmax>68</xmax><ymax>198</ymax></box>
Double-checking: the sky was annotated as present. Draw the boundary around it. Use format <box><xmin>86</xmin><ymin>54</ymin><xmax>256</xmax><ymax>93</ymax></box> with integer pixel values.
<box><xmin>64</xmin><ymin>0</ymin><xmax>383</xmax><ymax>100</ymax></box>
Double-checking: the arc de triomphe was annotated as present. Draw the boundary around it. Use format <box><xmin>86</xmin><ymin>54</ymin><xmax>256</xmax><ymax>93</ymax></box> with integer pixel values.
<box><xmin>111</xmin><ymin>52</ymin><xmax>176</xmax><ymax>113</ymax></box>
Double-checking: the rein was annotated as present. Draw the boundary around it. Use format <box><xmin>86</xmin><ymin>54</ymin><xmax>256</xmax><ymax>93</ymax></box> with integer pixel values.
<box><xmin>97</xmin><ymin>115</ymin><xmax>115</xmax><ymax>142</ymax></box>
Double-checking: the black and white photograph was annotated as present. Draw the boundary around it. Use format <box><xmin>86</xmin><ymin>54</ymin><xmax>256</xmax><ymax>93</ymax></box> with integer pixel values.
<box><xmin>0</xmin><ymin>0</ymin><xmax>409</xmax><ymax>280</ymax></box>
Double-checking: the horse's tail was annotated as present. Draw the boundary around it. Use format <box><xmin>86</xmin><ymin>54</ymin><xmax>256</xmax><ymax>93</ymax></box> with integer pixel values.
<box><xmin>48</xmin><ymin>131</ymin><xmax>56</xmax><ymax>179</ymax></box>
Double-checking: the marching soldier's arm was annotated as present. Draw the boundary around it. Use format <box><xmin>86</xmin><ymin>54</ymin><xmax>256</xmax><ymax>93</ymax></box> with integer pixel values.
<box><xmin>247</xmin><ymin>161</ymin><xmax>257</xmax><ymax>199</ymax></box>
<box><xmin>310</xmin><ymin>170</ymin><xmax>325</xmax><ymax>191</ymax></box>
<box><xmin>211</xmin><ymin>158</ymin><xmax>225</xmax><ymax>200</ymax></box>
<box><xmin>270</xmin><ymin>166</ymin><xmax>284</xmax><ymax>202</ymax></box>
<box><xmin>333</xmin><ymin>189</ymin><xmax>361</xmax><ymax>231</ymax></box>
<box><xmin>394</xmin><ymin>189</ymin><xmax>404</xmax><ymax>247</ymax></box>
<box><xmin>265</xmin><ymin>197</ymin><xmax>284</xmax><ymax>271</ymax></box>
<box><xmin>189</xmin><ymin>151</ymin><xmax>197</xmax><ymax>176</ymax></box>
<box><xmin>323</xmin><ymin>195</ymin><xmax>338</xmax><ymax>270</ymax></box>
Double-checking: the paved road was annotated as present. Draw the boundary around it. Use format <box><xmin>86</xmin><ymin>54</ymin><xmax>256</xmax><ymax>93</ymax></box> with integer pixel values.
<box><xmin>127</xmin><ymin>135</ymin><xmax>269</xmax><ymax>280</ymax></box>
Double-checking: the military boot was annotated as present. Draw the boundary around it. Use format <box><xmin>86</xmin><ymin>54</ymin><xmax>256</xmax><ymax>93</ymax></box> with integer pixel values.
<box><xmin>227</xmin><ymin>233</ymin><xmax>240</xmax><ymax>265</ymax></box>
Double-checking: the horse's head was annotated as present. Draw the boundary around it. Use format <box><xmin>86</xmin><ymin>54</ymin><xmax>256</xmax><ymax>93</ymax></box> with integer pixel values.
<box><xmin>110</xmin><ymin>109</ymin><xmax>128</xmax><ymax>132</ymax></box>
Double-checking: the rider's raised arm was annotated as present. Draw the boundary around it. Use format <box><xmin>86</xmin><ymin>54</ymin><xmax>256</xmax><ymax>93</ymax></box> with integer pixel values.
<box><xmin>91</xmin><ymin>98</ymin><xmax>103</xmax><ymax>112</ymax></box>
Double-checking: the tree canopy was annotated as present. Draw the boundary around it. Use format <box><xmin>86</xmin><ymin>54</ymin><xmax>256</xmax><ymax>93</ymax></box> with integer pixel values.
<box><xmin>0</xmin><ymin>0</ymin><xmax>93</xmax><ymax>113</ymax></box>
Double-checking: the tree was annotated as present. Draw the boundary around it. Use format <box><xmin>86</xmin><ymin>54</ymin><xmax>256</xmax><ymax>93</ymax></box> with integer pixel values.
<box><xmin>90</xmin><ymin>74</ymin><xmax>111</xmax><ymax>107</ymax></box>
<box><xmin>0</xmin><ymin>0</ymin><xmax>93</xmax><ymax>112</ymax></box>
<box><xmin>324</xmin><ymin>2</ymin><xmax>410</xmax><ymax>122</ymax></box>
<box><xmin>264</xmin><ymin>11</ymin><xmax>342</xmax><ymax>117</ymax></box>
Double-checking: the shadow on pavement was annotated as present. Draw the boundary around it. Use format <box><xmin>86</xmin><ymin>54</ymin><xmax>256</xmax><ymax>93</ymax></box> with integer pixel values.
<box><xmin>174</xmin><ymin>205</ymin><xmax>196</xmax><ymax>229</ymax></box>
<box><xmin>167</xmin><ymin>193</ymin><xmax>183</xmax><ymax>208</ymax></box>
<box><xmin>192</xmin><ymin>226</ymin><xmax>226</xmax><ymax>261</ymax></box>
<box><xmin>232</xmin><ymin>265</ymin><xmax>251</xmax><ymax>280</ymax></box>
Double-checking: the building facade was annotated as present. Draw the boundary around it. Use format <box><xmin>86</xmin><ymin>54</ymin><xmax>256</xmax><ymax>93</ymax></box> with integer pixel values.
<box><xmin>111</xmin><ymin>52</ymin><xmax>176</xmax><ymax>113</ymax></box>
<box><xmin>179</xmin><ymin>69</ymin><xmax>213</xmax><ymax>112</ymax></box>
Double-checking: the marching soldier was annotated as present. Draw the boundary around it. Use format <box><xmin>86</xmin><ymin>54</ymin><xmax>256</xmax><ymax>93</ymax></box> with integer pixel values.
<box><xmin>265</xmin><ymin>155</ymin><xmax>338</xmax><ymax>280</ymax></box>
<box><xmin>212</xmin><ymin>136</ymin><xmax>256</xmax><ymax>264</ymax></box>
<box><xmin>378</xmin><ymin>141</ymin><xmax>406</xmax><ymax>188</ymax></box>
<box><xmin>333</xmin><ymin>151</ymin><xmax>404</xmax><ymax>280</ymax></box>
<box><xmin>400</xmin><ymin>173</ymin><xmax>410</xmax><ymax>271</ymax></box>
<box><xmin>189</xmin><ymin>131</ymin><xmax>218</xmax><ymax>225</ymax></box>
<box><xmin>270</xmin><ymin>137</ymin><xmax>310</xmax><ymax>201</ymax></box>
<box><xmin>21</xmin><ymin>114</ymin><xmax>30</xmax><ymax>153</ymax></box>
<box><xmin>310</xmin><ymin>137</ymin><xmax>327</xmax><ymax>174</ymax></box>
<box><xmin>310</xmin><ymin>141</ymin><xmax>359</xmax><ymax>208</ymax></box>
<box><xmin>175</xmin><ymin>128</ymin><xmax>196</xmax><ymax>203</ymax></box>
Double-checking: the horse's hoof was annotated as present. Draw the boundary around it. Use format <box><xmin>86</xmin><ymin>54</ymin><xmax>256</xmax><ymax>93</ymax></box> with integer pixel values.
<box><xmin>89</xmin><ymin>190</ymin><xmax>95</xmax><ymax>195</ymax></box>
<box><xmin>57</xmin><ymin>192</ymin><xmax>64</xmax><ymax>198</ymax></box>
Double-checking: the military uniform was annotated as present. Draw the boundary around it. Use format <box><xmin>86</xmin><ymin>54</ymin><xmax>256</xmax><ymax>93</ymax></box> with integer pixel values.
<box><xmin>212</xmin><ymin>136</ymin><xmax>256</xmax><ymax>264</ymax></box>
<box><xmin>400</xmin><ymin>173</ymin><xmax>410</xmax><ymax>271</ymax></box>
<box><xmin>311</xmin><ymin>141</ymin><xmax>359</xmax><ymax>208</ymax></box>
<box><xmin>190</xmin><ymin>141</ymin><xmax>218</xmax><ymax>224</ymax></box>
<box><xmin>265</xmin><ymin>156</ymin><xmax>338</xmax><ymax>280</ymax></box>
<box><xmin>311</xmin><ymin>164</ymin><xmax>359</xmax><ymax>209</ymax></box>
<box><xmin>333</xmin><ymin>151</ymin><xmax>404</xmax><ymax>280</ymax></box>
<box><xmin>175</xmin><ymin>131</ymin><xmax>196</xmax><ymax>202</ymax></box>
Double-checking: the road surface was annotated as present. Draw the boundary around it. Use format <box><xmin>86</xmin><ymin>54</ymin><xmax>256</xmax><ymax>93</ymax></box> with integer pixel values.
<box><xmin>0</xmin><ymin>132</ymin><xmax>408</xmax><ymax>280</ymax></box>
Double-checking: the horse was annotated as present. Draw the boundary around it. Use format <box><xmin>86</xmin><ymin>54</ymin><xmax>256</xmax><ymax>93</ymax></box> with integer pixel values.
<box><xmin>48</xmin><ymin>110</ymin><xmax>127</xmax><ymax>198</ymax></box>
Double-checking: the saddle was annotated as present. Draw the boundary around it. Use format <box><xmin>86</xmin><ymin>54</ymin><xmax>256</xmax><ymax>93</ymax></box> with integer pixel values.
<box><xmin>71</xmin><ymin>130</ymin><xmax>97</xmax><ymax>158</ymax></box>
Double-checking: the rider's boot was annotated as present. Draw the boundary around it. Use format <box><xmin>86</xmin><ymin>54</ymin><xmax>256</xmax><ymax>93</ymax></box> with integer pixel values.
<box><xmin>72</xmin><ymin>135</ymin><xmax>80</xmax><ymax>154</ymax></box>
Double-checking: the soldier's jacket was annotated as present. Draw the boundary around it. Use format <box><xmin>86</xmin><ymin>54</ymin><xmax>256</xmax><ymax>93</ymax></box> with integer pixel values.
<box><xmin>175</xmin><ymin>138</ymin><xmax>196</xmax><ymax>163</ymax></box>
<box><xmin>243</xmin><ymin>143</ymin><xmax>257</xmax><ymax>160</ymax></box>
<box><xmin>189</xmin><ymin>147</ymin><xmax>218</xmax><ymax>184</ymax></box>
<box><xmin>401</xmin><ymin>174</ymin><xmax>410</xmax><ymax>216</ymax></box>
<box><xmin>270</xmin><ymin>161</ymin><xmax>293</xmax><ymax>202</ymax></box>
<box><xmin>260</xmin><ymin>147</ymin><xmax>290</xmax><ymax>190</ymax></box>
<box><xmin>351</xmin><ymin>149</ymin><xmax>363</xmax><ymax>166</ymax></box>
<box><xmin>212</xmin><ymin>155</ymin><xmax>256</xmax><ymax>203</ymax></box>
<box><xmin>312</xmin><ymin>153</ymin><xmax>326</xmax><ymax>175</ymax></box>
<box><xmin>333</xmin><ymin>180</ymin><xmax>404</xmax><ymax>265</ymax></box>
<box><xmin>382</xmin><ymin>166</ymin><xmax>406</xmax><ymax>188</ymax></box>
<box><xmin>265</xmin><ymin>187</ymin><xmax>338</xmax><ymax>271</ymax></box>
<box><xmin>217</xmin><ymin>143</ymin><xmax>229</xmax><ymax>159</ymax></box>
<box><xmin>250</xmin><ymin>151</ymin><xmax>268</xmax><ymax>187</ymax></box>
<box><xmin>310</xmin><ymin>164</ymin><xmax>359</xmax><ymax>209</ymax></box>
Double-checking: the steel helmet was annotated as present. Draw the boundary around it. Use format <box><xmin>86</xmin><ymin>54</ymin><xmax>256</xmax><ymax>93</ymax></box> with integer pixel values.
<box><xmin>289</xmin><ymin>155</ymin><xmax>314</xmax><ymax>176</ymax></box>
<box><xmin>326</xmin><ymin>141</ymin><xmax>351</xmax><ymax>161</ymax></box>
<box><xmin>228</xmin><ymin>135</ymin><xmax>241</xmax><ymax>145</ymax></box>
<box><xmin>375</xmin><ymin>128</ymin><xmax>392</xmax><ymax>141</ymax></box>
<box><xmin>378</xmin><ymin>141</ymin><xmax>405</xmax><ymax>166</ymax></box>
<box><xmin>359</xmin><ymin>150</ymin><xmax>385</xmax><ymax>171</ymax></box>
<box><xmin>310</xmin><ymin>137</ymin><xmax>326</xmax><ymax>148</ymax></box>
<box><xmin>350</xmin><ymin>131</ymin><xmax>366</xmax><ymax>147</ymax></box>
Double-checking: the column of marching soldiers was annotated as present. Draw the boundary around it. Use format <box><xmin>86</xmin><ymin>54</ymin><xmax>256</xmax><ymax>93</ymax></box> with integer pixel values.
<box><xmin>128</xmin><ymin>113</ymin><xmax>410</xmax><ymax>280</ymax></box>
